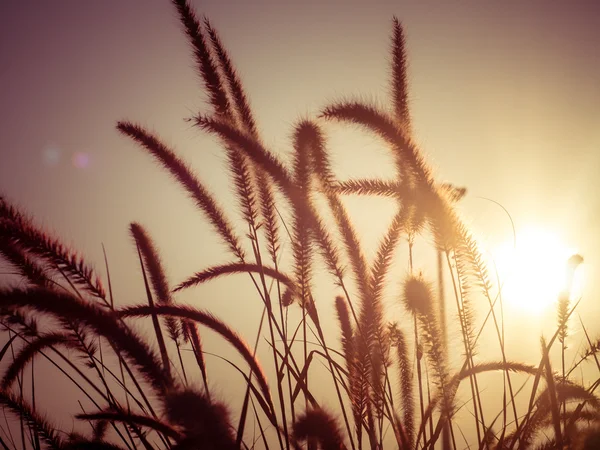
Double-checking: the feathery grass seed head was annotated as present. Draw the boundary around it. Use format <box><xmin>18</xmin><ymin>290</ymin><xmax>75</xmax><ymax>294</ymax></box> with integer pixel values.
<box><xmin>402</xmin><ymin>273</ymin><xmax>434</xmax><ymax>317</ymax></box>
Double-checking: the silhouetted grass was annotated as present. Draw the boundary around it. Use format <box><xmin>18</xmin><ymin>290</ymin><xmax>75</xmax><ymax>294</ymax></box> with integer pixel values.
<box><xmin>0</xmin><ymin>1</ymin><xmax>597</xmax><ymax>449</ymax></box>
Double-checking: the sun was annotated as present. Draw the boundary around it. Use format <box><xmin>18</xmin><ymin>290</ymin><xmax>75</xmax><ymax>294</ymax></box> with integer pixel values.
<box><xmin>491</xmin><ymin>226</ymin><xmax>584</xmax><ymax>314</ymax></box>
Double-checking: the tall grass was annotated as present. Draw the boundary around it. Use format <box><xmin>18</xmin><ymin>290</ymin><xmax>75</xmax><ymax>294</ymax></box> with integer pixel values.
<box><xmin>0</xmin><ymin>1</ymin><xmax>598</xmax><ymax>449</ymax></box>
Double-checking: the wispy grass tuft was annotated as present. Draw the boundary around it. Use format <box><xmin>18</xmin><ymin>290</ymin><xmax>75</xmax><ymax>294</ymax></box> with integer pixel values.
<box><xmin>0</xmin><ymin>4</ymin><xmax>596</xmax><ymax>450</ymax></box>
<box><xmin>117</xmin><ymin>121</ymin><xmax>246</xmax><ymax>261</ymax></box>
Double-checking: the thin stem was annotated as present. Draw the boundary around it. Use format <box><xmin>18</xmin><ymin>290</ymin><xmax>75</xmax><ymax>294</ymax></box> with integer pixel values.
<box><xmin>414</xmin><ymin>315</ymin><xmax>426</xmax><ymax>449</ymax></box>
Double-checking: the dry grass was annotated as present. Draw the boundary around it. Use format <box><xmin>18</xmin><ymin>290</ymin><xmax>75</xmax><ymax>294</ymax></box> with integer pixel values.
<box><xmin>0</xmin><ymin>1</ymin><xmax>597</xmax><ymax>449</ymax></box>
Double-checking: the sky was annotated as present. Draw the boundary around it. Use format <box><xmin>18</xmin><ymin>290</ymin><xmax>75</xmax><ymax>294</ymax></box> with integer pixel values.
<box><xmin>1</xmin><ymin>0</ymin><xmax>600</xmax><ymax>446</ymax></box>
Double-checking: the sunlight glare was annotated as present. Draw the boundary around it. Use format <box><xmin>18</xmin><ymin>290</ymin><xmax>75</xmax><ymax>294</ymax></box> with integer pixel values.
<box><xmin>492</xmin><ymin>227</ymin><xmax>583</xmax><ymax>314</ymax></box>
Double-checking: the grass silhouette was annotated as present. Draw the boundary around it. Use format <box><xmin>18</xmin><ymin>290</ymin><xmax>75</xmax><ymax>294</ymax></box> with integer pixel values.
<box><xmin>0</xmin><ymin>1</ymin><xmax>597</xmax><ymax>449</ymax></box>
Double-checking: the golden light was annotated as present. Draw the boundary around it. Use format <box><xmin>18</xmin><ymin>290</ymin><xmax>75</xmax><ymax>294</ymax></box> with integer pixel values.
<box><xmin>491</xmin><ymin>226</ymin><xmax>584</xmax><ymax>314</ymax></box>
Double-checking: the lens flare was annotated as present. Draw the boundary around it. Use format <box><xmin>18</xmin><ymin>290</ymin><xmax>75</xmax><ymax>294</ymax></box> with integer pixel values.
<box><xmin>72</xmin><ymin>152</ymin><xmax>91</xmax><ymax>169</ymax></box>
<box><xmin>42</xmin><ymin>145</ymin><xmax>61</xmax><ymax>166</ymax></box>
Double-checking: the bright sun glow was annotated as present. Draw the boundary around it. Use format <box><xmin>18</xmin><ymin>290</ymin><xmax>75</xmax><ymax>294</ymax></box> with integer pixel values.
<box><xmin>491</xmin><ymin>227</ymin><xmax>584</xmax><ymax>314</ymax></box>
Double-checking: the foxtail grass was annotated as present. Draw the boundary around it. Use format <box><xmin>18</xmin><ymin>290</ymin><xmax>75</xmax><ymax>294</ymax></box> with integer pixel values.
<box><xmin>0</xmin><ymin>3</ymin><xmax>598</xmax><ymax>450</ymax></box>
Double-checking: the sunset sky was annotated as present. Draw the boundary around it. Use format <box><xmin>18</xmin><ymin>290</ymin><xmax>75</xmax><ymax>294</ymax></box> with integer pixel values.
<box><xmin>1</xmin><ymin>0</ymin><xmax>600</xmax><ymax>443</ymax></box>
